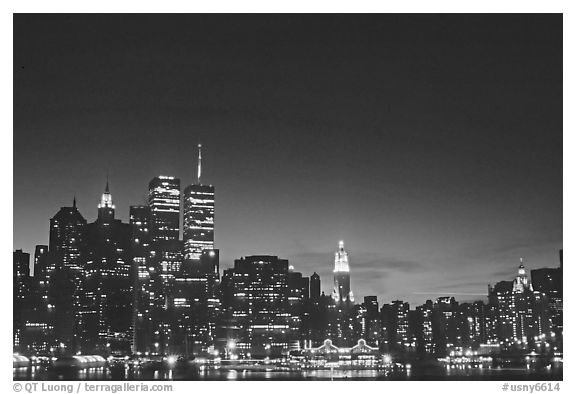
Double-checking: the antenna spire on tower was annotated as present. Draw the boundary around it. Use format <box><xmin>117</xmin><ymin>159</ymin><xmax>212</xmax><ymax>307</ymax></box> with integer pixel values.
<box><xmin>197</xmin><ymin>143</ymin><xmax>202</xmax><ymax>184</ymax></box>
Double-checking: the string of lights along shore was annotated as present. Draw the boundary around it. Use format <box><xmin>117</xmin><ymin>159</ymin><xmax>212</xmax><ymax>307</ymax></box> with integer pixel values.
<box><xmin>13</xmin><ymin>144</ymin><xmax>562</xmax><ymax>368</ymax></box>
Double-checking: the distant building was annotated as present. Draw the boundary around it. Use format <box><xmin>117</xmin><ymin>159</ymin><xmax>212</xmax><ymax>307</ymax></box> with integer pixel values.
<box><xmin>310</xmin><ymin>272</ymin><xmax>321</xmax><ymax>300</ymax></box>
<box><xmin>434</xmin><ymin>296</ymin><xmax>460</xmax><ymax>354</ymax></box>
<box><xmin>531</xmin><ymin>265</ymin><xmax>562</xmax><ymax>334</ymax></box>
<box><xmin>303</xmin><ymin>338</ymin><xmax>382</xmax><ymax>368</ymax></box>
<box><xmin>32</xmin><ymin>245</ymin><xmax>48</xmax><ymax>284</ymax></box>
<box><xmin>287</xmin><ymin>268</ymin><xmax>308</xmax><ymax>351</ymax></box>
<box><xmin>380</xmin><ymin>300</ymin><xmax>410</xmax><ymax>354</ymax></box>
<box><xmin>489</xmin><ymin>260</ymin><xmax>550</xmax><ymax>348</ymax></box>
<box><xmin>355</xmin><ymin>296</ymin><xmax>380</xmax><ymax>347</ymax></box>
<box><xmin>415</xmin><ymin>300</ymin><xmax>434</xmax><ymax>356</ymax></box>
<box><xmin>18</xmin><ymin>245</ymin><xmax>54</xmax><ymax>354</ymax></box>
<box><xmin>172</xmin><ymin>249</ymin><xmax>221</xmax><ymax>356</ymax></box>
<box><xmin>13</xmin><ymin>249</ymin><xmax>31</xmax><ymax>296</ymax></box>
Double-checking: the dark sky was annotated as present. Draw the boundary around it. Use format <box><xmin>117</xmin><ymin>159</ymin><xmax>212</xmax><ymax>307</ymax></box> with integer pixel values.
<box><xmin>14</xmin><ymin>14</ymin><xmax>562</xmax><ymax>305</ymax></box>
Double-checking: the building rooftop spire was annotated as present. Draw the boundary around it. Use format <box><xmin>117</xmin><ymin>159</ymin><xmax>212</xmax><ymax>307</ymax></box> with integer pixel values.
<box><xmin>197</xmin><ymin>143</ymin><xmax>202</xmax><ymax>184</ymax></box>
<box><xmin>334</xmin><ymin>240</ymin><xmax>349</xmax><ymax>272</ymax></box>
<box><xmin>332</xmin><ymin>240</ymin><xmax>354</xmax><ymax>303</ymax></box>
<box><xmin>98</xmin><ymin>177</ymin><xmax>114</xmax><ymax>209</ymax></box>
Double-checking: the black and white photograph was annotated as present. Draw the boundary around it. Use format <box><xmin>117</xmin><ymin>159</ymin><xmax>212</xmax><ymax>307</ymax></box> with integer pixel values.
<box><xmin>10</xmin><ymin>9</ymin><xmax>566</xmax><ymax>386</ymax></box>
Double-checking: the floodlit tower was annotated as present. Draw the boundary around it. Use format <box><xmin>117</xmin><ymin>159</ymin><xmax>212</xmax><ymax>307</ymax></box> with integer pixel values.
<box><xmin>97</xmin><ymin>179</ymin><xmax>115</xmax><ymax>221</ymax></box>
<box><xmin>332</xmin><ymin>240</ymin><xmax>354</xmax><ymax>303</ymax></box>
<box><xmin>513</xmin><ymin>258</ymin><xmax>532</xmax><ymax>293</ymax></box>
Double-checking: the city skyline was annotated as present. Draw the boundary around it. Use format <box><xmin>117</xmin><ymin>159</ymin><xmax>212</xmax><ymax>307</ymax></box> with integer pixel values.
<box><xmin>14</xmin><ymin>14</ymin><xmax>562</xmax><ymax>305</ymax></box>
<box><xmin>13</xmin><ymin>170</ymin><xmax>562</xmax><ymax>306</ymax></box>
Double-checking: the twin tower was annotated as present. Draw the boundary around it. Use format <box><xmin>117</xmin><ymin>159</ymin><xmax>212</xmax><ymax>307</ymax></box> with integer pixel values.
<box><xmin>147</xmin><ymin>144</ymin><xmax>215</xmax><ymax>261</ymax></box>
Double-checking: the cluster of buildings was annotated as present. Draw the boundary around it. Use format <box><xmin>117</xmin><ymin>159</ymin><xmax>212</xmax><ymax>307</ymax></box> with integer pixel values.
<box><xmin>13</xmin><ymin>146</ymin><xmax>563</xmax><ymax>362</ymax></box>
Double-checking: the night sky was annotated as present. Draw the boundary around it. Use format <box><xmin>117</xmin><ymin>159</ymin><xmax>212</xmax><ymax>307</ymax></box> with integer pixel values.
<box><xmin>14</xmin><ymin>14</ymin><xmax>562</xmax><ymax>305</ymax></box>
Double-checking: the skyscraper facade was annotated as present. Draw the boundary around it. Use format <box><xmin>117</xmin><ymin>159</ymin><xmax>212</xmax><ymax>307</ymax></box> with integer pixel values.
<box><xmin>147</xmin><ymin>175</ymin><xmax>183</xmax><ymax>354</ymax></box>
<box><xmin>32</xmin><ymin>245</ymin><xmax>48</xmax><ymax>284</ymax></box>
<box><xmin>13</xmin><ymin>250</ymin><xmax>31</xmax><ymax>350</ymax></box>
<box><xmin>48</xmin><ymin>198</ymin><xmax>87</xmax><ymax>273</ymax></box>
<box><xmin>47</xmin><ymin>199</ymin><xmax>87</xmax><ymax>352</ymax></box>
<box><xmin>83</xmin><ymin>182</ymin><xmax>132</xmax><ymax>354</ymax></box>
<box><xmin>221</xmin><ymin>255</ymin><xmax>292</xmax><ymax>358</ymax></box>
<box><xmin>148</xmin><ymin>176</ymin><xmax>181</xmax><ymax>243</ymax></box>
<box><xmin>19</xmin><ymin>245</ymin><xmax>54</xmax><ymax>354</ymax></box>
<box><xmin>531</xmin><ymin>266</ymin><xmax>562</xmax><ymax>334</ymax></box>
<box><xmin>381</xmin><ymin>300</ymin><xmax>411</xmax><ymax>353</ymax></box>
<box><xmin>287</xmin><ymin>269</ymin><xmax>308</xmax><ymax>351</ymax></box>
<box><xmin>130</xmin><ymin>205</ymin><xmax>157</xmax><ymax>354</ymax></box>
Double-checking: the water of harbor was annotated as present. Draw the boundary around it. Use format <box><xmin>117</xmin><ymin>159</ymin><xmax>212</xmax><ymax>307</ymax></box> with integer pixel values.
<box><xmin>14</xmin><ymin>363</ymin><xmax>563</xmax><ymax>381</ymax></box>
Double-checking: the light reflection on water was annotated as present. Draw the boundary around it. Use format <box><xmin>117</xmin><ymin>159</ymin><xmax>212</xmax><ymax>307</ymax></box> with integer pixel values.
<box><xmin>14</xmin><ymin>364</ymin><xmax>563</xmax><ymax>381</ymax></box>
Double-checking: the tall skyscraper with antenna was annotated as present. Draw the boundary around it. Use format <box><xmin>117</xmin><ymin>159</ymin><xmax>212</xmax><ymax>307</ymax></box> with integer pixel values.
<box><xmin>332</xmin><ymin>240</ymin><xmax>354</xmax><ymax>303</ymax></box>
<box><xmin>183</xmin><ymin>144</ymin><xmax>215</xmax><ymax>263</ymax></box>
<box><xmin>148</xmin><ymin>176</ymin><xmax>181</xmax><ymax>242</ymax></box>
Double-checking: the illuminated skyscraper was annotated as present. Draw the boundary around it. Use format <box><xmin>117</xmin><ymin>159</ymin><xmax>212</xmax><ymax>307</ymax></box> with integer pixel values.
<box><xmin>172</xmin><ymin>249</ymin><xmax>221</xmax><ymax>355</ymax></box>
<box><xmin>172</xmin><ymin>145</ymin><xmax>219</xmax><ymax>355</ymax></box>
<box><xmin>48</xmin><ymin>197</ymin><xmax>87</xmax><ymax>273</ymax></box>
<box><xmin>183</xmin><ymin>144</ymin><xmax>215</xmax><ymax>262</ymax></box>
<box><xmin>13</xmin><ymin>250</ymin><xmax>31</xmax><ymax>350</ymax></box>
<box><xmin>353</xmin><ymin>296</ymin><xmax>380</xmax><ymax>347</ymax></box>
<box><xmin>129</xmin><ymin>205</ymin><xmax>157</xmax><ymax>354</ymax></box>
<box><xmin>512</xmin><ymin>258</ymin><xmax>532</xmax><ymax>293</ymax></box>
<box><xmin>287</xmin><ymin>268</ymin><xmax>309</xmax><ymax>351</ymax></box>
<box><xmin>381</xmin><ymin>300</ymin><xmax>410</xmax><ymax>351</ymax></box>
<box><xmin>147</xmin><ymin>176</ymin><xmax>184</xmax><ymax>353</ymax></box>
<box><xmin>18</xmin><ymin>245</ymin><xmax>54</xmax><ymax>354</ymax></box>
<box><xmin>332</xmin><ymin>241</ymin><xmax>354</xmax><ymax>303</ymax></box>
<box><xmin>220</xmin><ymin>255</ymin><xmax>291</xmax><ymax>358</ymax></box>
<box><xmin>47</xmin><ymin>198</ymin><xmax>87</xmax><ymax>352</ymax></box>
<box><xmin>415</xmin><ymin>300</ymin><xmax>435</xmax><ymax>355</ymax></box>
<box><xmin>83</xmin><ymin>181</ymin><xmax>132</xmax><ymax>354</ymax></box>
<box><xmin>148</xmin><ymin>176</ymin><xmax>181</xmax><ymax>242</ymax></box>
<box><xmin>531</xmin><ymin>266</ymin><xmax>562</xmax><ymax>334</ymax></box>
